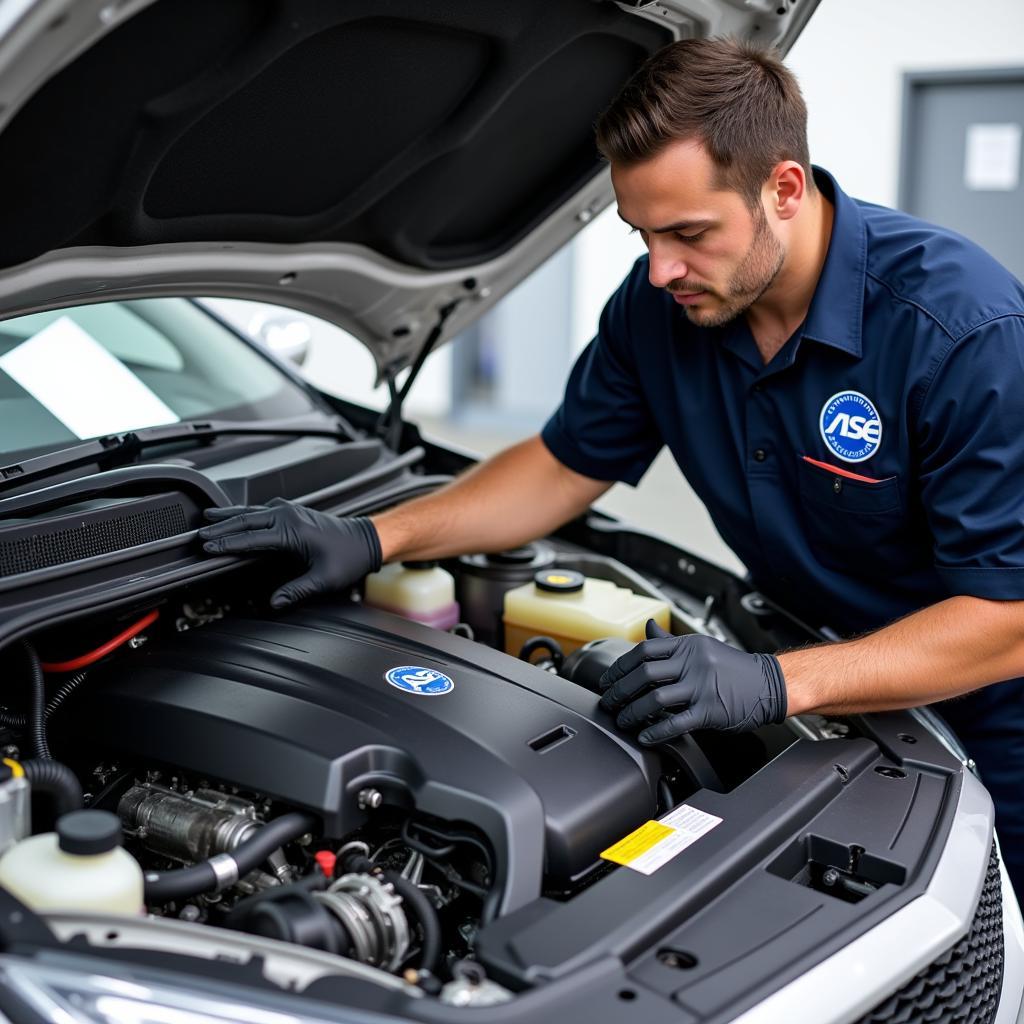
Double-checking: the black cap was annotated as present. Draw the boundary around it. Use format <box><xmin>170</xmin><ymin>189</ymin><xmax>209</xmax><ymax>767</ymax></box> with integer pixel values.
<box><xmin>489</xmin><ymin>546</ymin><xmax>538</xmax><ymax>566</ymax></box>
<box><xmin>57</xmin><ymin>810</ymin><xmax>122</xmax><ymax>856</ymax></box>
<box><xmin>401</xmin><ymin>560</ymin><xmax>439</xmax><ymax>570</ymax></box>
<box><xmin>534</xmin><ymin>568</ymin><xmax>585</xmax><ymax>593</ymax></box>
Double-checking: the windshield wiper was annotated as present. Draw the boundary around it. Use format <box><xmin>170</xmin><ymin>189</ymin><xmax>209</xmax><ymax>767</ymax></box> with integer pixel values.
<box><xmin>0</xmin><ymin>415</ymin><xmax>356</xmax><ymax>496</ymax></box>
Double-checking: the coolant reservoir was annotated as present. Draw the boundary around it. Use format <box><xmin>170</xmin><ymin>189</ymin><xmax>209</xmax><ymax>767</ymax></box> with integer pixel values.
<box><xmin>364</xmin><ymin>561</ymin><xmax>460</xmax><ymax>631</ymax></box>
<box><xmin>0</xmin><ymin>810</ymin><xmax>144</xmax><ymax>914</ymax></box>
<box><xmin>503</xmin><ymin>569</ymin><xmax>671</xmax><ymax>658</ymax></box>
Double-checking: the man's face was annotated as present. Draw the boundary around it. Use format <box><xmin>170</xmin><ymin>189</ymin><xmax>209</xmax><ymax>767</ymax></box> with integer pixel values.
<box><xmin>611</xmin><ymin>139</ymin><xmax>785</xmax><ymax>327</ymax></box>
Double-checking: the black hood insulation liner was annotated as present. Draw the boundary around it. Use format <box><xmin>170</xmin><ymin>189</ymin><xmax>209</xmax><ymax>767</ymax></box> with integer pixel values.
<box><xmin>0</xmin><ymin>0</ymin><xmax>668</xmax><ymax>271</ymax></box>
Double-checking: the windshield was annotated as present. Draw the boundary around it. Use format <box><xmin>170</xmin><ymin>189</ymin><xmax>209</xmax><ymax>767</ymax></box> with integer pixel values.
<box><xmin>0</xmin><ymin>298</ymin><xmax>318</xmax><ymax>459</ymax></box>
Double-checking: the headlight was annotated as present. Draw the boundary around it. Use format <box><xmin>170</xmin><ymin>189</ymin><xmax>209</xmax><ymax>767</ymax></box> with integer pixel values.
<box><xmin>0</xmin><ymin>957</ymin><xmax>343</xmax><ymax>1024</ymax></box>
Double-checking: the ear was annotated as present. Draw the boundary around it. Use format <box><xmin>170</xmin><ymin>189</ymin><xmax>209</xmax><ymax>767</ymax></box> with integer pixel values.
<box><xmin>767</xmin><ymin>161</ymin><xmax>806</xmax><ymax>222</ymax></box>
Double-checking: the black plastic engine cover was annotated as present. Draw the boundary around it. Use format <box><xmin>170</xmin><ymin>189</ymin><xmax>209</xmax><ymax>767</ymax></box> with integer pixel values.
<box><xmin>80</xmin><ymin>602</ymin><xmax>659</xmax><ymax>913</ymax></box>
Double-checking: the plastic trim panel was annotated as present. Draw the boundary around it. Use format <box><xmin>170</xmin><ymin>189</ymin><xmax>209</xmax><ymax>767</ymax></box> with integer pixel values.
<box><xmin>729</xmin><ymin>771</ymin><xmax>1005</xmax><ymax>1024</ymax></box>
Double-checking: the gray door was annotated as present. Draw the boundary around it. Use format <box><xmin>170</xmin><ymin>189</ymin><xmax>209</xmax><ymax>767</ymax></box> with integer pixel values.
<box><xmin>900</xmin><ymin>69</ymin><xmax>1024</xmax><ymax>280</ymax></box>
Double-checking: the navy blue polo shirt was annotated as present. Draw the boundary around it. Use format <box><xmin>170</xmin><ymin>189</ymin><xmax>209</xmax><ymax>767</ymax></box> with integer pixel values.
<box><xmin>542</xmin><ymin>168</ymin><xmax>1024</xmax><ymax>635</ymax></box>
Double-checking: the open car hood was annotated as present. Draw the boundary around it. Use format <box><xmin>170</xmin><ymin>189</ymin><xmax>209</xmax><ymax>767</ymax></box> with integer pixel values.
<box><xmin>0</xmin><ymin>0</ymin><xmax>818</xmax><ymax>377</ymax></box>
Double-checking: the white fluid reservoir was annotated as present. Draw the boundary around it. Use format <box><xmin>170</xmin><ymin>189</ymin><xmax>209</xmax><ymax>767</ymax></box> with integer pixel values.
<box><xmin>0</xmin><ymin>809</ymin><xmax>144</xmax><ymax>915</ymax></box>
<box><xmin>503</xmin><ymin>568</ymin><xmax>671</xmax><ymax>658</ymax></box>
<box><xmin>364</xmin><ymin>561</ymin><xmax>460</xmax><ymax>631</ymax></box>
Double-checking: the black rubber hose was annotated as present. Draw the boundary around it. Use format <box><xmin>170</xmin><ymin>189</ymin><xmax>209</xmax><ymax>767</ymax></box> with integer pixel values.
<box><xmin>225</xmin><ymin>876</ymin><xmax>354</xmax><ymax>958</ymax></box>
<box><xmin>21</xmin><ymin>643</ymin><xmax>50</xmax><ymax>760</ymax></box>
<box><xmin>382</xmin><ymin>868</ymin><xmax>442</xmax><ymax>974</ymax></box>
<box><xmin>481</xmin><ymin>881</ymin><xmax>502</xmax><ymax>925</ymax></box>
<box><xmin>518</xmin><ymin>635</ymin><xmax>564</xmax><ymax>670</ymax></box>
<box><xmin>0</xmin><ymin>671</ymin><xmax>89</xmax><ymax>730</ymax></box>
<box><xmin>44</xmin><ymin>673</ymin><xmax>89</xmax><ymax>717</ymax></box>
<box><xmin>397</xmin><ymin>818</ymin><xmax>502</xmax><ymax>921</ymax></box>
<box><xmin>246</xmin><ymin>898</ymin><xmax>353</xmax><ymax>957</ymax></box>
<box><xmin>143</xmin><ymin>860</ymin><xmax>218</xmax><ymax>905</ymax></box>
<box><xmin>0</xmin><ymin>708</ymin><xmax>22</xmax><ymax>729</ymax></box>
<box><xmin>144</xmin><ymin>812</ymin><xmax>316</xmax><ymax>904</ymax></box>
<box><xmin>21</xmin><ymin>759</ymin><xmax>83</xmax><ymax>816</ymax></box>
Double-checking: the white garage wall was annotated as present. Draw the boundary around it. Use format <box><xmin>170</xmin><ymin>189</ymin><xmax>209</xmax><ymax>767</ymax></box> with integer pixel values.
<box><xmin>570</xmin><ymin>206</ymin><xmax>646</xmax><ymax>356</ymax></box>
<box><xmin>787</xmin><ymin>0</ymin><xmax>1024</xmax><ymax>207</ymax></box>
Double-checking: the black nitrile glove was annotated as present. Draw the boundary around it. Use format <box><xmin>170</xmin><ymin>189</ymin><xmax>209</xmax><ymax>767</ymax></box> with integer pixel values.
<box><xmin>598</xmin><ymin>620</ymin><xmax>787</xmax><ymax>745</ymax></box>
<box><xmin>199</xmin><ymin>499</ymin><xmax>382</xmax><ymax>609</ymax></box>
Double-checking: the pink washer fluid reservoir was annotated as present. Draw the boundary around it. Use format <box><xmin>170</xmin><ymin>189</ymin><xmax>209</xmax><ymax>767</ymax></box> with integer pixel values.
<box><xmin>363</xmin><ymin>561</ymin><xmax>461</xmax><ymax>632</ymax></box>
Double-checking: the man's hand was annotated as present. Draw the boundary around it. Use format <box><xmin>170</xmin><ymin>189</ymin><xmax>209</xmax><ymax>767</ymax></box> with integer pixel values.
<box><xmin>199</xmin><ymin>499</ymin><xmax>382</xmax><ymax>609</ymax></box>
<box><xmin>598</xmin><ymin>620</ymin><xmax>788</xmax><ymax>744</ymax></box>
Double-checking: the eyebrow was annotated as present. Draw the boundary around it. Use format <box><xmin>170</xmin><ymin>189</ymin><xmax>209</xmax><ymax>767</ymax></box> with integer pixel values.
<box><xmin>616</xmin><ymin>211</ymin><xmax>713</xmax><ymax>234</ymax></box>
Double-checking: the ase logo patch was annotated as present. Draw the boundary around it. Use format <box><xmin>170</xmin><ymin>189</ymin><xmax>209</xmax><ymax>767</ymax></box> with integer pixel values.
<box><xmin>385</xmin><ymin>665</ymin><xmax>454</xmax><ymax>696</ymax></box>
<box><xmin>819</xmin><ymin>390</ymin><xmax>882</xmax><ymax>463</ymax></box>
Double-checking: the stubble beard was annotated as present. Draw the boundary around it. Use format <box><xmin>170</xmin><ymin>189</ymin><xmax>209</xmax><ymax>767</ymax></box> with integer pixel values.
<box><xmin>677</xmin><ymin>205</ymin><xmax>786</xmax><ymax>329</ymax></box>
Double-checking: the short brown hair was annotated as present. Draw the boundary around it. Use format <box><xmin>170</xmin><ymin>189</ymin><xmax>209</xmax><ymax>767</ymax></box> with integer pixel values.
<box><xmin>595</xmin><ymin>38</ymin><xmax>813</xmax><ymax>205</ymax></box>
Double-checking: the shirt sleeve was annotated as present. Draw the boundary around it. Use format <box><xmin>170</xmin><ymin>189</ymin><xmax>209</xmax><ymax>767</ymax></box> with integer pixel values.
<box><xmin>917</xmin><ymin>314</ymin><xmax>1024</xmax><ymax>599</ymax></box>
<box><xmin>541</xmin><ymin>259</ymin><xmax>662</xmax><ymax>486</ymax></box>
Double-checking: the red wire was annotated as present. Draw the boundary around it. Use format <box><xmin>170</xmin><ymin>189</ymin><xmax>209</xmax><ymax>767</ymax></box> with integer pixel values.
<box><xmin>40</xmin><ymin>609</ymin><xmax>160</xmax><ymax>673</ymax></box>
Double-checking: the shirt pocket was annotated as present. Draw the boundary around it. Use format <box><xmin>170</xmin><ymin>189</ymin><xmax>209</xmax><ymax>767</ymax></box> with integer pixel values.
<box><xmin>796</xmin><ymin>456</ymin><xmax>907</xmax><ymax>575</ymax></box>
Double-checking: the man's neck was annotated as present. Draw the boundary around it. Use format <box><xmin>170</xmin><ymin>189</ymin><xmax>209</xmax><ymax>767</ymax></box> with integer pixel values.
<box><xmin>746</xmin><ymin>190</ymin><xmax>835</xmax><ymax>365</ymax></box>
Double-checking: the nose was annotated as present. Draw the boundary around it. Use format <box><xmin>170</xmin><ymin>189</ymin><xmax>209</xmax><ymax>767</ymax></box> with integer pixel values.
<box><xmin>647</xmin><ymin>240</ymin><xmax>687</xmax><ymax>289</ymax></box>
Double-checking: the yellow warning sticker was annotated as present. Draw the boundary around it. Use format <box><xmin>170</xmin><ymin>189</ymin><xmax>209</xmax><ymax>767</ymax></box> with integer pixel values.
<box><xmin>600</xmin><ymin>821</ymin><xmax>674</xmax><ymax>866</ymax></box>
<box><xmin>600</xmin><ymin>804</ymin><xmax>723</xmax><ymax>875</ymax></box>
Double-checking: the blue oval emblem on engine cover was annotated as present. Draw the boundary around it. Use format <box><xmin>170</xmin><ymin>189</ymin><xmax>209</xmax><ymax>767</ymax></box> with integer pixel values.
<box><xmin>385</xmin><ymin>665</ymin><xmax>455</xmax><ymax>696</ymax></box>
<box><xmin>819</xmin><ymin>390</ymin><xmax>882</xmax><ymax>463</ymax></box>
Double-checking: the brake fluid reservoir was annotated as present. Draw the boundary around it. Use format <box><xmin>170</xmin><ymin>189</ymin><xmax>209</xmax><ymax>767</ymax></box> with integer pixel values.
<box><xmin>0</xmin><ymin>810</ymin><xmax>143</xmax><ymax>915</ymax></box>
<box><xmin>364</xmin><ymin>561</ymin><xmax>460</xmax><ymax>631</ymax></box>
<box><xmin>503</xmin><ymin>569</ymin><xmax>671</xmax><ymax>658</ymax></box>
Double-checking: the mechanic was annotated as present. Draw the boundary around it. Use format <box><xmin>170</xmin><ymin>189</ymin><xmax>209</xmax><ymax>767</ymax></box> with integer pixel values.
<box><xmin>200</xmin><ymin>39</ymin><xmax>1024</xmax><ymax>896</ymax></box>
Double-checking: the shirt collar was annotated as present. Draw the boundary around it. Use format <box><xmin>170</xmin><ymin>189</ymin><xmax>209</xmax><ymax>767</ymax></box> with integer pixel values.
<box><xmin>801</xmin><ymin>166</ymin><xmax>866</xmax><ymax>359</ymax></box>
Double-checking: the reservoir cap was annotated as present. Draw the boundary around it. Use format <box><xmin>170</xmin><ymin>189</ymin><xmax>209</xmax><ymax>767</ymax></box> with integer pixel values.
<box><xmin>57</xmin><ymin>810</ymin><xmax>122</xmax><ymax>856</ymax></box>
<box><xmin>490</xmin><ymin>546</ymin><xmax>538</xmax><ymax>565</ymax></box>
<box><xmin>401</xmin><ymin>560</ymin><xmax>439</xmax><ymax>570</ymax></box>
<box><xmin>535</xmin><ymin>568</ymin><xmax>585</xmax><ymax>593</ymax></box>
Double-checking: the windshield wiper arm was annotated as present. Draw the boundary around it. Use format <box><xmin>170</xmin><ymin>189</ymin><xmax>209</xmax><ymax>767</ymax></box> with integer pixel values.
<box><xmin>0</xmin><ymin>415</ymin><xmax>356</xmax><ymax>496</ymax></box>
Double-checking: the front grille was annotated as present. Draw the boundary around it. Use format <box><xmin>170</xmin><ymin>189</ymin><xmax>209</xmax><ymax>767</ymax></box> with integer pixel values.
<box><xmin>0</xmin><ymin>502</ymin><xmax>188</xmax><ymax>577</ymax></box>
<box><xmin>857</xmin><ymin>844</ymin><xmax>1004</xmax><ymax>1024</ymax></box>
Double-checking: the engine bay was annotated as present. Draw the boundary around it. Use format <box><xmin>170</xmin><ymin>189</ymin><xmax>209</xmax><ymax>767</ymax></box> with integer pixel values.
<box><xmin>0</xmin><ymin>538</ymin><xmax>806</xmax><ymax>1002</ymax></box>
<box><xmin>0</xmin><ymin>432</ymin><xmax>967</xmax><ymax>1019</ymax></box>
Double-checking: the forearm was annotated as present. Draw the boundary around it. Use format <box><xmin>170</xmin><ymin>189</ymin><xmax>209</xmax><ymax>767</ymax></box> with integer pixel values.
<box><xmin>780</xmin><ymin>595</ymin><xmax>1024</xmax><ymax>716</ymax></box>
<box><xmin>371</xmin><ymin>435</ymin><xmax>611</xmax><ymax>563</ymax></box>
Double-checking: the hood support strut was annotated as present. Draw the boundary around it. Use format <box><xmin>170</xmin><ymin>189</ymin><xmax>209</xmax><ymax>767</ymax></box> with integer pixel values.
<box><xmin>376</xmin><ymin>299</ymin><xmax>462</xmax><ymax>449</ymax></box>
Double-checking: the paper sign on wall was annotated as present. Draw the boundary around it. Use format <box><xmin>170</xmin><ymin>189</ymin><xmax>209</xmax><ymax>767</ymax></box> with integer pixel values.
<box><xmin>964</xmin><ymin>122</ymin><xmax>1021</xmax><ymax>191</ymax></box>
<box><xmin>0</xmin><ymin>316</ymin><xmax>179</xmax><ymax>439</ymax></box>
